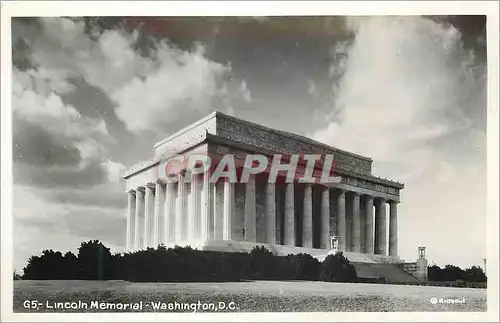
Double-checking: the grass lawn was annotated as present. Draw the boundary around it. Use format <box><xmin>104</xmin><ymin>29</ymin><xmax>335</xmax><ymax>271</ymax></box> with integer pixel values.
<box><xmin>14</xmin><ymin>280</ymin><xmax>487</xmax><ymax>312</ymax></box>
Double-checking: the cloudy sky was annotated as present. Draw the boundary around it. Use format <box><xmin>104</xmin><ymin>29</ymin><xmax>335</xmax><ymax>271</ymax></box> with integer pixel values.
<box><xmin>11</xmin><ymin>16</ymin><xmax>487</xmax><ymax>271</ymax></box>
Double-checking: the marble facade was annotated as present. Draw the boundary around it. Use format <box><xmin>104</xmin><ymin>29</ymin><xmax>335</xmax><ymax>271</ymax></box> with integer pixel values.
<box><xmin>122</xmin><ymin>112</ymin><xmax>404</xmax><ymax>261</ymax></box>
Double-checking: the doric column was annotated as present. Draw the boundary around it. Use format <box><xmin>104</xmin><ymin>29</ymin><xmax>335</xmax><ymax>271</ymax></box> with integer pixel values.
<box><xmin>320</xmin><ymin>187</ymin><xmax>330</xmax><ymax>249</ymax></box>
<box><xmin>351</xmin><ymin>193</ymin><xmax>361</xmax><ymax>252</ymax></box>
<box><xmin>134</xmin><ymin>187</ymin><xmax>145</xmax><ymax>250</ymax></box>
<box><xmin>164</xmin><ymin>181</ymin><xmax>176</xmax><ymax>244</ymax></box>
<box><xmin>375</xmin><ymin>198</ymin><xmax>387</xmax><ymax>255</ymax></box>
<box><xmin>223</xmin><ymin>180</ymin><xmax>234</xmax><ymax>240</ymax></box>
<box><xmin>144</xmin><ymin>184</ymin><xmax>155</xmax><ymax>249</ymax></box>
<box><xmin>275</xmin><ymin>185</ymin><xmax>283</xmax><ymax>244</ymax></box>
<box><xmin>188</xmin><ymin>174</ymin><xmax>201</xmax><ymax>241</ymax></box>
<box><xmin>336</xmin><ymin>190</ymin><xmax>346</xmax><ymax>251</ymax></box>
<box><xmin>126</xmin><ymin>190</ymin><xmax>136</xmax><ymax>251</ymax></box>
<box><xmin>364</xmin><ymin>196</ymin><xmax>374</xmax><ymax>254</ymax></box>
<box><xmin>265</xmin><ymin>182</ymin><xmax>276</xmax><ymax>244</ymax></box>
<box><xmin>175</xmin><ymin>174</ymin><xmax>185</xmax><ymax>242</ymax></box>
<box><xmin>200</xmin><ymin>171</ymin><xmax>212</xmax><ymax>241</ymax></box>
<box><xmin>153</xmin><ymin>181</ymin><xmax>165</xmax><ymax>247</ymax></box>
<box><xmin>389</xmin><ymin>200</ymin><xmax>398</xmax><ymax>256</ymax></box>
<box><xmin>302</xmin><ymin>184</ymin><xmax>313</xmax><ymax>248</ymax></box>
<box><xmin>283</xmin><ymin>182</ymin><xmax>295</xmax><ymax>246</ymax></box>
<box><xmin>188</xmin><ymin>175</ymin><xmax>195</xmax><ymax>241</ymax></box>
<box><xmin>244</xmin><ymin>175</ymin><xmax>257</xmax><ymax>242</ymax></box>
<box><xmin>194</xmin><ymin>174</ymin><xmax>202</xmax><ymax>240</ymax></box>
<box><xmin>213</xmin><ymin>182</ymin><xmax>223</xmax><ymax>240</ymax></box>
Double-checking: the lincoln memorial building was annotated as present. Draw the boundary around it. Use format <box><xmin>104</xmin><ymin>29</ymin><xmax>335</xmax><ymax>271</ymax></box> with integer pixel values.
<box><xmin>122</xmin><ymin>112</ymin><xmax>405</xmax><ymax>264</ymax></box>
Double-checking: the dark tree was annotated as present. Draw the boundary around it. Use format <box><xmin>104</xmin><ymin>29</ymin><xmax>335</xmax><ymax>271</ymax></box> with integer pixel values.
<box><xmin>464</xmin><ymin>266</ymin><xmax>487</xmax><ymax>282</ymax></box>
<box><xmin>23</xmin><ymin>249</ymin><xmax>67</xmax><ymax>279</ymax></box>
<box><xmin>442</xmin><ymin>264</ymin><xmax>465</xmax><ymax>281</ymax></box>
<box><xmin>77</xmin><ymin>240</ymin><xmax>113</xmax><ymax>280</ymax></box>
<box><xmin>428</xmin><ymin>264</ymin><xmax>443</xmax><ymax>281</ymax></box>
<box><xmin>62</xmin><ymin>251</ymin><xmax>79</xmax><ymax>279</ymax></box>
<box><xmin>429</xmin><ymin>264</ymin><xmax>487</xmax><ymax>283</ymax></box>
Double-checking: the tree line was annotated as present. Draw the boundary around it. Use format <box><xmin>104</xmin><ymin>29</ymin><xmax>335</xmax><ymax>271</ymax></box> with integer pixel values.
<box><xmin>19</xmin><ymin>240</ymin><xmax>487</xmax><ymax>284</ymax></box>
<box><xmin>428</xmin><ymin>264</ymin><xmax>486</xmax><ymax>282</ymax></box>
<box><xmin>21</xmin><ymin>240</ymin><xmax>358</xmax><ymax>282</ymax></box>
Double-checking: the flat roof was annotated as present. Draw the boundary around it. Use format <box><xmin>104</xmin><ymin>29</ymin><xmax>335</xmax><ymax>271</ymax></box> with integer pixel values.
<box><xmin>153</xmin><ymin>111</ymin><xmax>373</xmax><ymax>162</ymax></box>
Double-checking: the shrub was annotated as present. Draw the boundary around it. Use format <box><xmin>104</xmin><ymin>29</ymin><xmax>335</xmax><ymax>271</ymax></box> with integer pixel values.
<box><xmin>281</xmin><ymin>253</ymin><xmax>321</xmax><ymax>280</ymax></box>
<box><xmin>319</xmin><ymin>252</ymin><xmax>358</xmax><ymax>282</ymax></box>
<box><xmin>247</xmin><ymin>246</ymin><xmax>276</xmax><ymax>280</ymax></box>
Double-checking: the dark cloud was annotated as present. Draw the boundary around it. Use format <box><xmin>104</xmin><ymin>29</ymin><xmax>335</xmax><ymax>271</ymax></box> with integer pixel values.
<box><xmin>13</xmin><ymin>119</ymin><xmax>82</xmax><ymax>167</ymax></box>
<box><xmin>14</xmin><ymin>161</ymin><xmax>107</xmax><ymax>189</ymax></box>
<box><xmin>11</xmin><ymin>18</ymin><xmax>42</xmax><ymax>71</ymax></box>
<box><xmin>123</xmin><ymin>17</ymin><xmax>349</xmax><ymax>40</ymax></box>
<box><xmin>45</xmin><ymin>184</ymin><xmax>126</xmax><ymax>209</ymax></box>
<box><xmin>65</xmin><ymin>209</ymin><xmax>125</xmax><ymax>247</ymax></box>
<box><xmin>429</xmin><ymin>15</ymin><xmax>486</xmax><ymax>35</ymax></box>
<box><xmin>15</xmin><ymin>207</ymin><xmax>125</xmax><ymax>249</ymax></box>
<box><xmin>427</xmin><ymin>15</ymin><xmax>486</xmax><ymax>60</ymax></box>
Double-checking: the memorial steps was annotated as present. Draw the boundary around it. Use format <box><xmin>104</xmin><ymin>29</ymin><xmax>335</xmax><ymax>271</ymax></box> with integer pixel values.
<box><xmin>351</xmin><ymin>262</ymin><xmax>421</xmax><ymax>283</ymax></box>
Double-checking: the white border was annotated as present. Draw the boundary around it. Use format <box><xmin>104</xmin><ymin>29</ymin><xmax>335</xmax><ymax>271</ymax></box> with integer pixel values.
<box><xmin>1</xmin><ymin>1</ymin><xmax>499</xmax><ymax>322</ymax></box>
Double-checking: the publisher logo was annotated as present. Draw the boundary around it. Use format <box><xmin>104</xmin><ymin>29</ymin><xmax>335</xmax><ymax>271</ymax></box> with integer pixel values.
<box><xmin>430</xmin><ymin>297</ymin><xmax>466</xmax><ymax>305</ymax></box>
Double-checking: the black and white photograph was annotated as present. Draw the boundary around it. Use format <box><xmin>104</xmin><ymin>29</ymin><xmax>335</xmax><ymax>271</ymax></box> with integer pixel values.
<box><xmin>1</xmin><ymin>1</ymin><xmax>499</xmax><ymax>321</ymax></box>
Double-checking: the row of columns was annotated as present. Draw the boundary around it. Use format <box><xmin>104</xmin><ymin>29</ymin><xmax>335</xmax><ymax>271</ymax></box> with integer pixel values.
<box><xmin>126</xmin><ymin>174</ymin><xmax>398</xmax><ymax>256</ymax></box>
<box><xmin>338</xmin><ymin>192</ymin><xmax>399</xmax><ymax>256</ymax></box>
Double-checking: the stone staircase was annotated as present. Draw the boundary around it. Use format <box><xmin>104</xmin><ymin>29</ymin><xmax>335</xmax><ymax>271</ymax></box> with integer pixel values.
<box><xmin>321</xmin><ymin>251</ymin><xmax>420</xmax><ymax>283</ymax></box>
<box><xmin>351</xmin><ymin>262</ymin><xmax>420</xmax><ymax>283</ymax></box>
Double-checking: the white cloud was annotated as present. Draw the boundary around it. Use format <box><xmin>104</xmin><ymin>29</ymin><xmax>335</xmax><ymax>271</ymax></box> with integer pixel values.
<box><xmin>13</xmin><ymin>68</ymin><xmax>109</xmax><ymax>161</ymax></box>
<box><xmin>312</xmin><ymin>16</ymin><xmax>486</xmax><ymax>267</ymax></box>
<box><xmin>307</xmin><ymin>79</ymin><xmax>319</xmax><ymax>98</ymax></box>
<box><xmin>239</xmin><ymin>80</ymin><xmax>252</xmax><ymax>103</ymax></box>
<box><xmin>112</xmin><ymin>43</ymin><xmax>231</xmax><ymax>132</ymax></box>
<box><xmin>101</xmin><ymin>159</ymin><xmax>127</xmax><ymax>183</ymax></box>
<box><xmin>23</xmin><ymin>18</ymin><xmax>237</xmax><ymax>134</ymax></box>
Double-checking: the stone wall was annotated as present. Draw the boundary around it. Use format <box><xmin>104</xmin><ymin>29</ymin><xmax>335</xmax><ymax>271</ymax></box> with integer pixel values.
<box><xmin>400</xmin><ymin>261</ymin><xmax>429</xmax><ymax>281</ymax></box>
<box><xmin>416</xmin><ymin>258</ymin><xmax>429</xmax><ymax>281</ymax></box>
<box><xmin>402</xmin><ymin>262</ymin><xmax>418</xmax><ymax>278</ymax></box>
